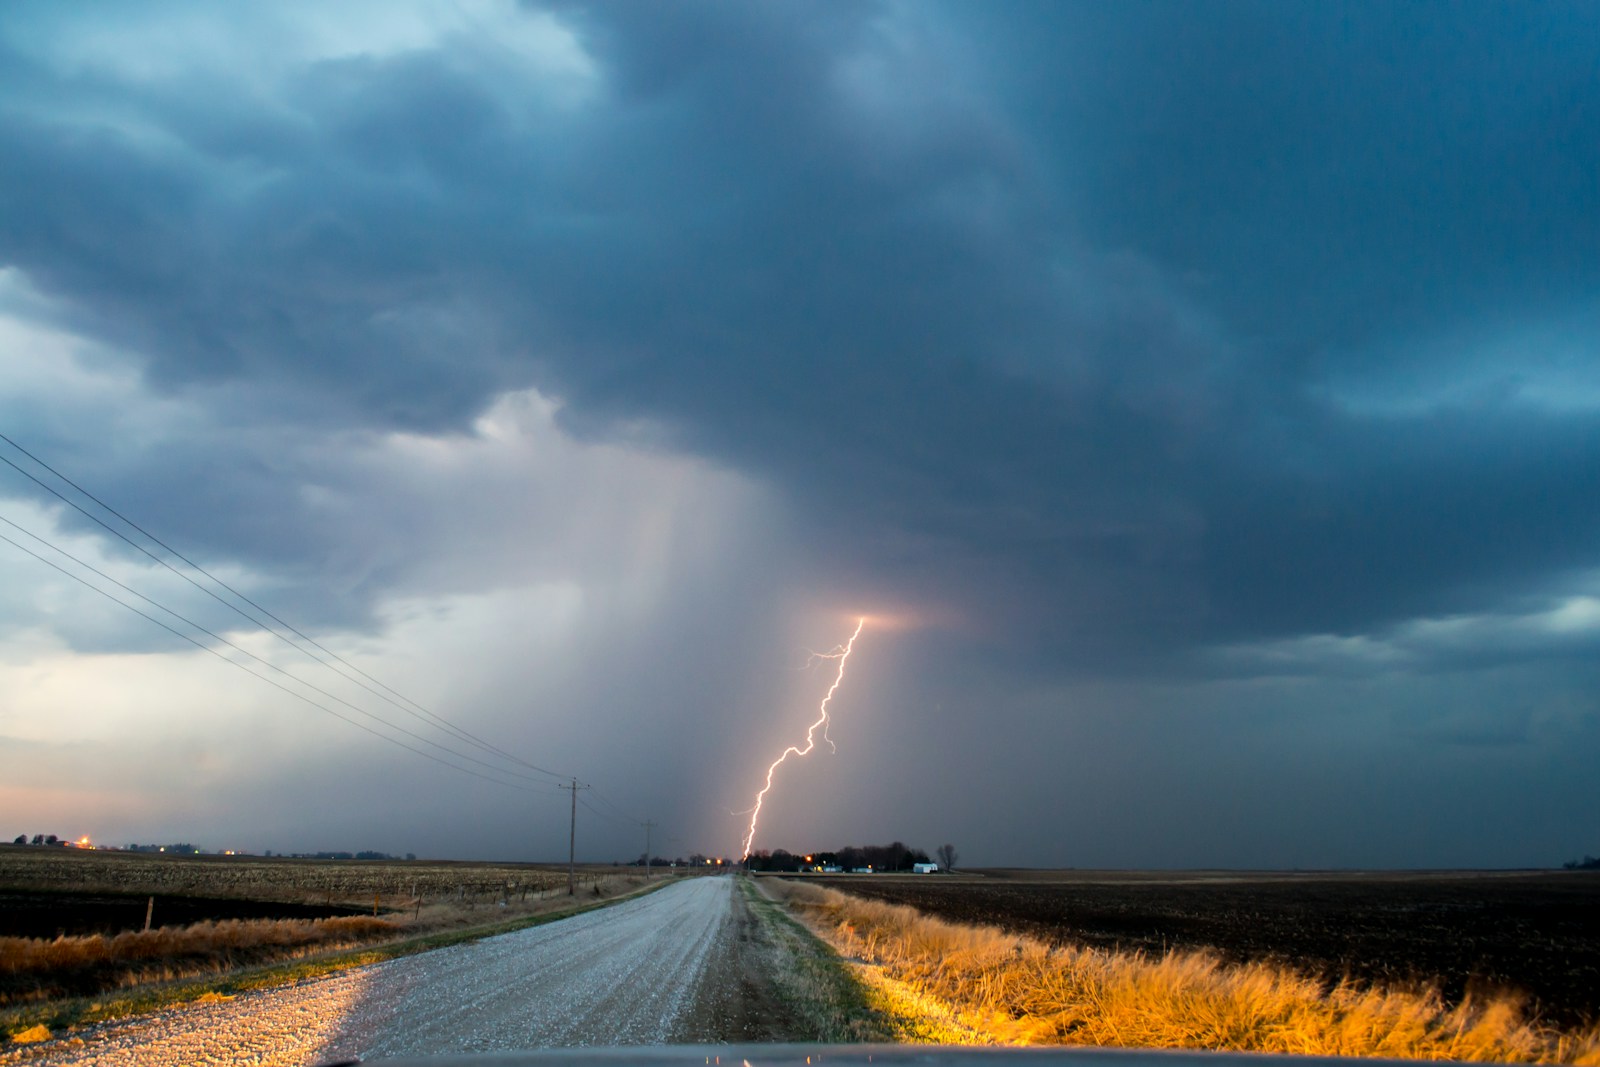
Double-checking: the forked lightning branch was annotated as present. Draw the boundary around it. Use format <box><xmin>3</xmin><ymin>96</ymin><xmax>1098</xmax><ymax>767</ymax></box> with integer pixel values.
<box><xmin>740</xmin><ymin>618</ymin><xmax>866</xmax><ymax>859</ymax></box>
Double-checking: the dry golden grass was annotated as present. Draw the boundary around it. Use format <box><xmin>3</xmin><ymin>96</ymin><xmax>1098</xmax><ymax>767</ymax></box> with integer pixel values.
<box><xmin>768</xmin><ymin>879</ymin><xmax>1600</xmax><ymax>1063</ymax></box>
<box><xmin>0</xmin><ymin>916</ymin><xmax>399</xmax><ymax>1006</ymax></box>
<box><xmin>1</xmin><ymin>916</ymin><xmax>396</xmax><ymax>976</ymax></box>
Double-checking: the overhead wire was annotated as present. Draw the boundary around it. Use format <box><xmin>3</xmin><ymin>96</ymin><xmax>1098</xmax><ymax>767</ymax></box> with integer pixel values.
<box><xmin>0</xmin><ymin>509</ymin><xmax>573</xmax><ymax>787</ymax></box>
<box><xmin>586</xmin><ymin>787</ymin><xmax>648</xmax><ymax>825</ymax></box>
<box><xmin>0</xmin><ymin>432</ymin><xmax>690</xmax><ymax>843</ymax></box>
<box><xmin>577</xmin><ymin>798</ymin><xmax>641</xmax><ymax>828</ymax></box>
<box><xmin>0</xmin><ymin>435</ymin><xmax>569</xmax><ymax>781</ymax></box>
<box><xmin>0</xmin><ymin>526</ymin><xmax>548</xmax><ymax>794</ymax></box>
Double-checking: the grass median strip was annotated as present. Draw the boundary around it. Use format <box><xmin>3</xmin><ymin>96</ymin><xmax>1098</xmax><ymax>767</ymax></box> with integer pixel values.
<box><xmin>3</xmin><ymin>876</ymin><xmax>672</xmax><ymax>1045</ymax></box>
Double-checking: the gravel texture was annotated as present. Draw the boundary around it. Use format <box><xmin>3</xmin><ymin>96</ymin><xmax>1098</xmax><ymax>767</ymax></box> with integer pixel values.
<box><xmin>4</xmin><ymin>875</ymin><xmax>749</xmax><ymax>1066</ymax></box>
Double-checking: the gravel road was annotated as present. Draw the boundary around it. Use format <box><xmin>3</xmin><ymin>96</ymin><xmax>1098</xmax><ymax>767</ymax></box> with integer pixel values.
<box><xmin>4</xmin><ymin>875</ymin><xmax>795</xmax><ymax>1067</ymax></box>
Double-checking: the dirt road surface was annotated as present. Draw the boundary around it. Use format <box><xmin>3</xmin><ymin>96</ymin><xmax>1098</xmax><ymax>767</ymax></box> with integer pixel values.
<box><xmin>4</xmin><ymin>875</ymin><xmax>801</xmax><ymax>1066</ymax></box>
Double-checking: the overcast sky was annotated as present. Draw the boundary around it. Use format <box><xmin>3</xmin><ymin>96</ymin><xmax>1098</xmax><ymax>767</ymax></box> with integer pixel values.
<box><xmin>2</xmin><ymin>1</ymin><xmax>1597</xmax><ymax>868</ymax></box>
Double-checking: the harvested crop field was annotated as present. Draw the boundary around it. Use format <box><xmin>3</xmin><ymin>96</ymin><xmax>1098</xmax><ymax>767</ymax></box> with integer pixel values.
<box><xmin>0</xmin><ymin>891</ymin><xmax>364</xmax><ymax>940</ymax></box>
<box><xmin>801</xmin><ymin>870</ymin><xmax>1600</xmax><ymax>1028</ymax></box>
<box><xmin>0</xmin><ymin>845</ymin><xmax>583</xmax><ymax>902</ymax></box>
<box><xmin>0</xmin><ymin>845</ymin><xmax>645</xmax><ymax>1026</ymax></box>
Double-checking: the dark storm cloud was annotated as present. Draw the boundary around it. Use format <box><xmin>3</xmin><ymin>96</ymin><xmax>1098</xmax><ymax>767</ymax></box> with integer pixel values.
<box><xmin>1</xmin><ymin>0</ymin><xmax>1598</xmax><ymax>676</ymax></box>
<box><xmin>959</xmin><ymin>1</ymin><xmax>1600</xmax><ymax>345</ymax></box>
<box><xmin>1202</xmin><ymin>404</ymin><xmax>1600</xmax><ymax>645</ymax></box>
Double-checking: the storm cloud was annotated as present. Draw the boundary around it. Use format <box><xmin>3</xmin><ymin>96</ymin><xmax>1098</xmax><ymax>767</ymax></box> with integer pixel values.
<box><xmin>1</xmin><ymin>1</ymin><xmax>1596</xmax><ymax>867</ymax></box>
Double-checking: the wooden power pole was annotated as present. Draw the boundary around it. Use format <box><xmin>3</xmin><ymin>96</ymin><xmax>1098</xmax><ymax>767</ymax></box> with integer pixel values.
<box><xmin>561</xmin><ymin>779</ymin><xmax>588</xmax><ymax>894</ymax></box>
<box><xmin>643</xmin><ymin>820</ymin><xmax>657</xmax><ymax>880</ymax></box>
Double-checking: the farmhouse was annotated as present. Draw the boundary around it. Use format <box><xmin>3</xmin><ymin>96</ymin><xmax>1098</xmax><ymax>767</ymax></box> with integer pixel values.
<box><xmin>912</xmin><ymin>861</ymin><xmax>939</xmax><ymax>873</ymax></box>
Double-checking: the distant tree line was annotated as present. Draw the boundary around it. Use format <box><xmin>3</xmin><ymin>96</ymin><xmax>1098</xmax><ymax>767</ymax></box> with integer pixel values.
<box><xmin>1564</xmin><ymin>855</ymin><xmax>1600</xmax><ymax>870</ymax></box>
<box><xmin>127</xmin><ymin>843</ymin><xmax>201</xmax><ymax>854</ymax></box>
<box><xmin>744</xmin><ymin>840</ymin><xmax>934</xmax><ymax>872</ymax></box>
<box><xmin>12</xmin><ymin>840</ymin><xmax>223</xmax><ymax>854</ymax></box>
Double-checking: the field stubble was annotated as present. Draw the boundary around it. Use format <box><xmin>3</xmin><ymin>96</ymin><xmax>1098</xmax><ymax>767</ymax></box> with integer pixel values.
<box><xmin>770</xmin><ymin>877</ymin><xmax>1600</xmax><ymax>1062</ymax></box>
<box><xmin>809</xmin><ymin>870</ymin><xmax>1600</xmax><ymax>1029</ymax></box>
<box><xmin>0</xmin><ymin>846</ymin><xmax>587</xmax><ymax>912</ymax></box>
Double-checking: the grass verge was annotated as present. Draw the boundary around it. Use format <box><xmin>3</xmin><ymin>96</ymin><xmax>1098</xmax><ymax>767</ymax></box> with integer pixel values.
<box><xmin>739</xmin><ymin>875</ymin><xmax>898</xmax><ymax>1042</ymax></box>
<box><xmin>2</xmin><ymin>877</ymin><xmax>670</xmax><ymax>1045</ymax></box>
<box><xmin>764</xmin><ymin>878</ymin><xmax>1600</xmax><ymax>1063</ymax></box>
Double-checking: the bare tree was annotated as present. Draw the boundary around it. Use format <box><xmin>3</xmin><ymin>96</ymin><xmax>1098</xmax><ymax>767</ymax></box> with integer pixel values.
<box><xmin>936</xmin><ymin>843</ymin><xmax>958</xmax><ymax>871</ymax></box>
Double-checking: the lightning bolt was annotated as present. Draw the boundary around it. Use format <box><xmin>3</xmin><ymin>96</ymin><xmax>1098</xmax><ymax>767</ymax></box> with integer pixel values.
<box><xmin>741</xmin><ymin>617</ymin><xmax>866</xmax><ymax>859</ymax></box>
<box><xmin>802</xmin><ymin>642</ymin><xmax>854</xmax><ymax>752</ymax></box>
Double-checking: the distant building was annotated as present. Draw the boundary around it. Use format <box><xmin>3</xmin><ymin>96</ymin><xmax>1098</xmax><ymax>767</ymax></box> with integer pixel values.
<box><xmin>912</xmin><ymin>862</ymin><xmax>939</xmax><ymax>873</ymax></box>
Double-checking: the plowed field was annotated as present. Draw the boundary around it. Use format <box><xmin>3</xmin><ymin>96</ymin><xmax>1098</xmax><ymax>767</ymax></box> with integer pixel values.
<box><xmin>801</xmin><ymin>870</ymin><xmax>1600</xmax><ymax>1028</ymax></box>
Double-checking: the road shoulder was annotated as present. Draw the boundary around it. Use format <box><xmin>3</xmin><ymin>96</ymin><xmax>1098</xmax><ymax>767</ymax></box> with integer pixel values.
<box><xmin>736</xmin><ymin>876</ymin><xmax>896</xmax><ymax>1042</ymax></box>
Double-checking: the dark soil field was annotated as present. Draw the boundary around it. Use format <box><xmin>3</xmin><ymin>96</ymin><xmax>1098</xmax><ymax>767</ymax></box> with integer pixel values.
<box><xmin>0</xmin><ymin>890</ymin><xmax>367</xmax><ymax>939</ymax></box>
<box><xmin>803</xmin><ymin>870</ymin><xmax>1600</xmax><ymax>1029</ymax></box>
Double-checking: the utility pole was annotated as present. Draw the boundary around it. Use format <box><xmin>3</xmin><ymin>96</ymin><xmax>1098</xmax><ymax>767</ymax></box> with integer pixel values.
<box><xmin>560</xmin><ymin>779</ymin><xmax>588</xmax><ymax>895</ymax></box>
<box><xmin>643</xmin><ymin>820</ymin><xmax>657</xmax><ymax>880</ymax></box>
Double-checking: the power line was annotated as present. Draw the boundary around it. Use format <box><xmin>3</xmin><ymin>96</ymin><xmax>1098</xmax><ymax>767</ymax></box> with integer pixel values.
<box><xmin>586</xmin><ymin>786</ymin><xmax>647</xmax><ymax>825</ymax></box>
<box><xmin>0</xmin><ymin>526</ymin><xmax>549</xmax><ymax>794</ymax></box>
<box><xmin>4</xmin><ymin>502</ymin><xmax>665</xmax><ymax>832</ymax></box>
<box><xmin>0</xmin><ymin>432</ymin><xmax>681</xmax><ymax>848</ymax></box>
<box><xmin>0</xmin><ymin>509</ymin><xmax>571</xmax><ymax>786</ymax></box>
<box><xmin>0</xmin><ymin>434</ymin><xmax>569</xmax><ymax>780</ymax></box>
<box><xmin>577</xmin><ymin>797</ymin><xmax>642</xmax><ymax>828</ymax></box>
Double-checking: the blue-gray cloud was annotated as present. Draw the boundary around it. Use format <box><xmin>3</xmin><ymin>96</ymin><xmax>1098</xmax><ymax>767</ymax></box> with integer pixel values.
<box><xmin>2</xmin><ymin>0</ymin><xmax>1598</xmax><ymax>863</ymax></box>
